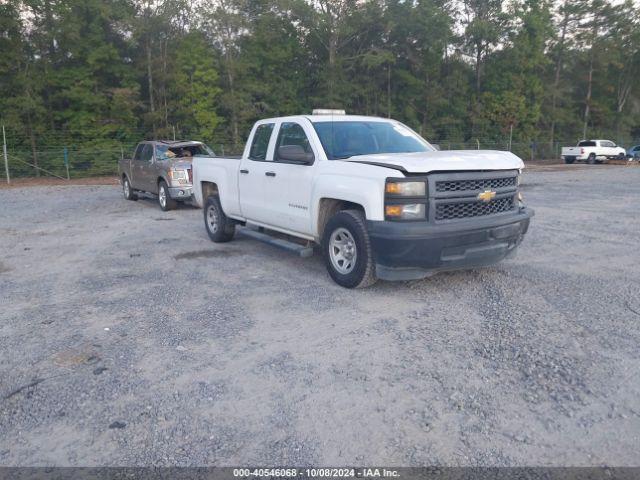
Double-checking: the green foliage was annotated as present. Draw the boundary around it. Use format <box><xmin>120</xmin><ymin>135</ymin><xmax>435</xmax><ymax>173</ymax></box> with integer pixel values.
<box><xmin>172</xmin><ymin>32</ymin><xmax>222</xmax><ymax>142</ymax></box>
<box><xmin>1</xmin><ymin>0</ymin><xmax>640</xmax><ymax>178</ymax></box>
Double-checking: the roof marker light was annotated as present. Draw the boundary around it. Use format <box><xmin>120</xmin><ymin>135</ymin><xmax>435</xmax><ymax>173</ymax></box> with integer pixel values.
<box><xmin>312</xmin><ymin>109</ymin><xmax>346</xmax><ymax>115</ymax></box>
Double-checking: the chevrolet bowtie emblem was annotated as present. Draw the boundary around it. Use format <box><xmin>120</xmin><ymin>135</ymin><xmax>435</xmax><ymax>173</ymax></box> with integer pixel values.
<box><xmin>477</xmin><ymin>189</ymin><xmax>496</xmax><ymax>202</ymax></box>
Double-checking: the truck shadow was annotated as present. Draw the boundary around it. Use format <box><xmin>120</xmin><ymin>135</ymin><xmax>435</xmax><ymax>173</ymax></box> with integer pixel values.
<box><xmin>134</xmin><ymin>193</ymin><xmax>198</xmax><ymax>211</ymax></box>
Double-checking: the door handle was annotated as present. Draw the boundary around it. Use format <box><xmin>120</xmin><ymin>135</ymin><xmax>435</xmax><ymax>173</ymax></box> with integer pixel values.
<box><xmin>240</xmin><ymin>169</ymin><xmax>249</xmax><ymax>174</ymax></box>
<box><xmin>265</xmin><ymin>172</ymin><xmax>276</xmax><ymax>177</ymax></box>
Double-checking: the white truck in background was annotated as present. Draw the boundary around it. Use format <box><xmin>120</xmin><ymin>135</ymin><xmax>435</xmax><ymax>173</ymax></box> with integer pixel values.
<box><xmin>193</xmin><ymin>111</ymin><xmax>533</xmax><ymax>288</ymax></box>
<box><xmin>561</xmin><ymin>140</ymin><xmax>627</xmax><ymax>164</ymax></box>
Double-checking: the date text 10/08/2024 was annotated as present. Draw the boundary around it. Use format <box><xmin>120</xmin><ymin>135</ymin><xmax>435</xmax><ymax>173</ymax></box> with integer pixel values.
<box><xmin>233</xmin><ymin>468</ymin><xmax>400</xmax><ymax>478</ymax></box>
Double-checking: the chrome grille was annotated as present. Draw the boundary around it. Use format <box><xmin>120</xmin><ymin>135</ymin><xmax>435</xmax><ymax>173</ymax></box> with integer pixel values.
<box><xmin>435</xmin><ymin>196</ymin><xmax>515</xmax><ymax>221</ymax></box>
<box><xmin>435</xmin><ymin>176</ymin><xmax>516</xmax><ymax>193</ymax></box>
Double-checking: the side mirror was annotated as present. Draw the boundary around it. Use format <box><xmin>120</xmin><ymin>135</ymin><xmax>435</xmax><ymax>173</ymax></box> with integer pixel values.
<box><xmin>277</xmin><ymin>145</ymin><xmax>314</xmax><ymax>164</ymax></box>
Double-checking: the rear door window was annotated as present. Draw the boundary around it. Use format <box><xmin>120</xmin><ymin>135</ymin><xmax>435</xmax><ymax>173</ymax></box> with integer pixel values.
<box><xmin>249</xmin><ymin>123</ymin><xmax>275</xmax><ymax>161</ymax></box>
<box><xmin>578</xmin><ymin>141</ymin><xmax>596</xmax><ymax>147</ymax></box>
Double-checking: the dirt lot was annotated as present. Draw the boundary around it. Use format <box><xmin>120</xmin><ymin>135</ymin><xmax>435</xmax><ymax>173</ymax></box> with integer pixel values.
<box><xmin>0</xmin><ymin>176</ymin><xmax>119</xmax><ymax>189</ymax></box>
<box><xmin>1</xmin><ymin>165</ymin><xmax>639</xmax><ymax>466</ymax></box>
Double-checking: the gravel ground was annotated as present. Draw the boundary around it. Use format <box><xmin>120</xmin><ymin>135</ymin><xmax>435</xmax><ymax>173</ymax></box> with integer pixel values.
<box><xmin>1</xmin><ymin>165</ymin><xmax>639</xmax><ymax>467</ymax></box>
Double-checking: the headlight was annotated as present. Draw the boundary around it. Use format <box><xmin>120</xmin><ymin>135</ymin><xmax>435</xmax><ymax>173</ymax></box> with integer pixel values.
<box><xmin>169</xmin><ymin>170</ymin><xmax>188</xmax><ymax>183</ymax></box>
<box><xmin>385</xmin><ymin>203</ymin><xmax>426</xmax><ymax>220</ymax></box>
<box><xmin>385</xmin><ymin>181</ymin><xmax>426</xmax><ymax>196</ymax></box>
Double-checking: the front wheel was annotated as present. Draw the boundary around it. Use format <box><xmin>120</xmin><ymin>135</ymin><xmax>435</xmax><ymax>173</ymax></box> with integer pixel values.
<box><xmin>204</xmin><ymin>195</ymin><xmax>235</xmax><ymax>242</ymax></box>
<box><xmin>322</xmin><ymin>210</ymin><xmax>377</xmax><ymax>288</ymax></box>
<box><xmin>158</xmin><ymin>180</ymin><xmax>177</xmax><ymax>211</ymax></box>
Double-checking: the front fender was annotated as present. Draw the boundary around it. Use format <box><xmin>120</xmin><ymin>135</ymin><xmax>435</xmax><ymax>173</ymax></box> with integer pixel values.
<box><xmin>311</xmin><ymin>173</ymin><xmax>386</xmax><ymax>237</ymax></box>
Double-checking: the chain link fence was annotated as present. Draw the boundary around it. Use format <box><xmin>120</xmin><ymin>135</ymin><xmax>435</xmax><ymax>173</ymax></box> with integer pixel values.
<box><xmin>0</xmin><ymin>138</ymin><xmax>632</xmax><ymax>183</ymax></box>
<box><xmin>0</xmin><ymin>142</ymin><xmax>239</xmax><ymax>182</ymax></box>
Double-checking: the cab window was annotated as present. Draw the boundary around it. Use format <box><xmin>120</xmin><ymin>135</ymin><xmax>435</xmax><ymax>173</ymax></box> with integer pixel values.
<box><xmin>140</xmin><ymin>143</ymin><xmax>154</xmax><ymax>162</ymax></box>
<box><xmin>249</xmin><ymin>123</ymin><xmax>275</xmax><ymax>161</ymax></box>
<box><xmin>133</xmin><ymin>144</ymin><xmax>145</xmax><ymax>161</ymax></box>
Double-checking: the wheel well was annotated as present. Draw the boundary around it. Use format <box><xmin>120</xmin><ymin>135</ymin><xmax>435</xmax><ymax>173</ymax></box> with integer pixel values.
<box><xmin>317</xmin><ymin>198</ymin><xmax>365</xmax><ymax>238</ymax></box>
<box><xmin>201</xmin><ymin>181</ymin><xmax>219</xmax><ymax>199</ymax></box>
<box><xmin>157</xmin><ymin>176</ymin><xmax>165</xmax><ymax>186</ymax></box>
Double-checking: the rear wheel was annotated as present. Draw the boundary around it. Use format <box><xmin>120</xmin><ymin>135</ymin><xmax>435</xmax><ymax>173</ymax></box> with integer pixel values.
<box><xmin>204</xmin><ymin>195</ymin><xmax>235</xmax><ymax>242</ymax></box>
<box><xmin>123</xmin><ymin>177</ymin><xmax>137</xmax><ymax>201</ymax></box>
<box><xmin>158</xmin><ymin>180</ymin><xmax>177</xmax><ymax>211</ymax></box>
<box><xmin>322</xmin><ymin>210</ymin><xmax>377</xmax><ymax>288</ymax></box>
<box><xmin>587</xmin><ymin>153</ymin><xmax>597</xmax><ymax>164</ymax></box>
<box><xmin>564</xmin><ymin>157</ymin><xmax>575</xmax><ymax>164</ymax></box>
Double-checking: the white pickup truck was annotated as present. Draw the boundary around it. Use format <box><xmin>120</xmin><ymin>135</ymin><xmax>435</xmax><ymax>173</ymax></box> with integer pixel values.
<box><xmin>193</xmin><ymin>112</ymin><xmax>533</xmax><ymax>288</ymax></box>
<box><xmin>561</xmin><ymin>140</ymin><xmax>627</xmax><ymax>164</ymax></box>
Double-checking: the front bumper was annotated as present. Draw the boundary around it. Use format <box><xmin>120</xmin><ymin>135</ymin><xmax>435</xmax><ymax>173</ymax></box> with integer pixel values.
<box><xmin>368</xmin><ymin>208</ymin><xmax>534</xmax><ymax>281</ymax></box>
<box><xmin>168</xmin><ymin>185</ymin><xmax>193</xmax><ymax>200</ymax></box>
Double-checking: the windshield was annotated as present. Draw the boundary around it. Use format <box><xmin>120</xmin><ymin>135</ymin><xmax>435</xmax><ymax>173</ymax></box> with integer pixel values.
<box><xmin>156</xmin><ymin>143</ymin><xmax>215</xmax><ymax>160</ymax></box>
<box><xmin>312</xmin><ymin>121</ymin><xmax>434</xmax><ymax>160</ymax></box>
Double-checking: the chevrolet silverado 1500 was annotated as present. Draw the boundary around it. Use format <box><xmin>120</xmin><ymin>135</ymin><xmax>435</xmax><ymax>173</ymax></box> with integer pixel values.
<box><xmin>193</xmin><ymin>112</ymin><xmax>533</xmax><ymax>288</ymax></box>
<box><xmin>118</xmin><ymin>140</ymin><xmax>214</xmax><ymax>210</ymax></box>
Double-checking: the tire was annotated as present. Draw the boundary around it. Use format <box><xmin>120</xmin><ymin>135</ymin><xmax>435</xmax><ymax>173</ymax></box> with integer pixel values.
<box><xmin>564</xmin><ymin>157</ymin><xmax>574</xmax><ymax>164</ymax></box>
<box><xmin>322</xmin><ymin>209</ymin><xmax>377</xmax><ymax>288</ymax></box>
<box><xmin>204</xmin><ymin>195</ymin><xmax>235</xmax><ymax>242</ymax></box>
<box><xmin>122</xmin><ymin>176</ymin><xmax>137</xmax><ymax>201</ymax></box>
<box><xmin>158</xmin><ymin>180</ymin><xmax>177</xmax><ymax>211</ymax></box>
<box><xmin>617</xmin><ymin>153</ymin><xmax>625</xmax><ymax>160</ymax></box>
<box><xmin>587</xmin><ymin>153</ymin><xmax>596</xmax><ymax>164</ymax></box>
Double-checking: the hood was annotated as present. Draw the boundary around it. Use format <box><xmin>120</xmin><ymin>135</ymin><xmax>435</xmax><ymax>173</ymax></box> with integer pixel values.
<box><xmin>342</xmin><ymin>150</ymin><xmax>523</xmax><ymax>174</ymax></box>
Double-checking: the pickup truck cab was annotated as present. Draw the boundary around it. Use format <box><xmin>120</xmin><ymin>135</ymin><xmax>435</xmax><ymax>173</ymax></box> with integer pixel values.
<box><xmin>193</xmin><ymin>112</ymin><xmax>533</xmax><ymax>288</ymax></box>
<box><xmin>118</xmin><ymin>140</ymin><xmax>214</xmax><ymax>211</ymax></box>
<box><xmin>561</xmin><ymin>140</ymin><xmax>626</xmax><ymax>164</ymax></box>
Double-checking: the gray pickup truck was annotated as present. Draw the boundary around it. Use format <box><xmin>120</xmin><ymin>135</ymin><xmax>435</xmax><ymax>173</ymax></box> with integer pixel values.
<box><xmin>118</xmin><ymin>140</ymin><xmax>214</xmax><ymax>211</ymax></box>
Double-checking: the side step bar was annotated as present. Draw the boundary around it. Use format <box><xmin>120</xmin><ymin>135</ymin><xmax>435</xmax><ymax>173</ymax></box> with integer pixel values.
<box><xmin>237</xmin><ymin>227</ymin><xmax>314</xmax><ymax>258</ymax></box>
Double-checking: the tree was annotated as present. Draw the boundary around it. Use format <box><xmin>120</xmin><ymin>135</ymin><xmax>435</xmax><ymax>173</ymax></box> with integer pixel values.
<box><xmin>546</xmin><ymin>0</ymin><xmax>587</xmax><ymax>147</ymax></box>
<box><xmin>199</xmin><ymin>0</ymin><xmax>251</xmax><ymax>148</ymax></box>
<box><xmin>461</xmin><ymin>0</ymin><xmax>508</xmax><ymax>94</ymax></box>
<box><xmin>170</xmin><ymin>32</ymin><xmax>222</xmax><ymax>141</ymax></box>
<box><xmin>3</xmin><ymin>0</ymin><xmax>640</xmax><ymax>174</ymax></box>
